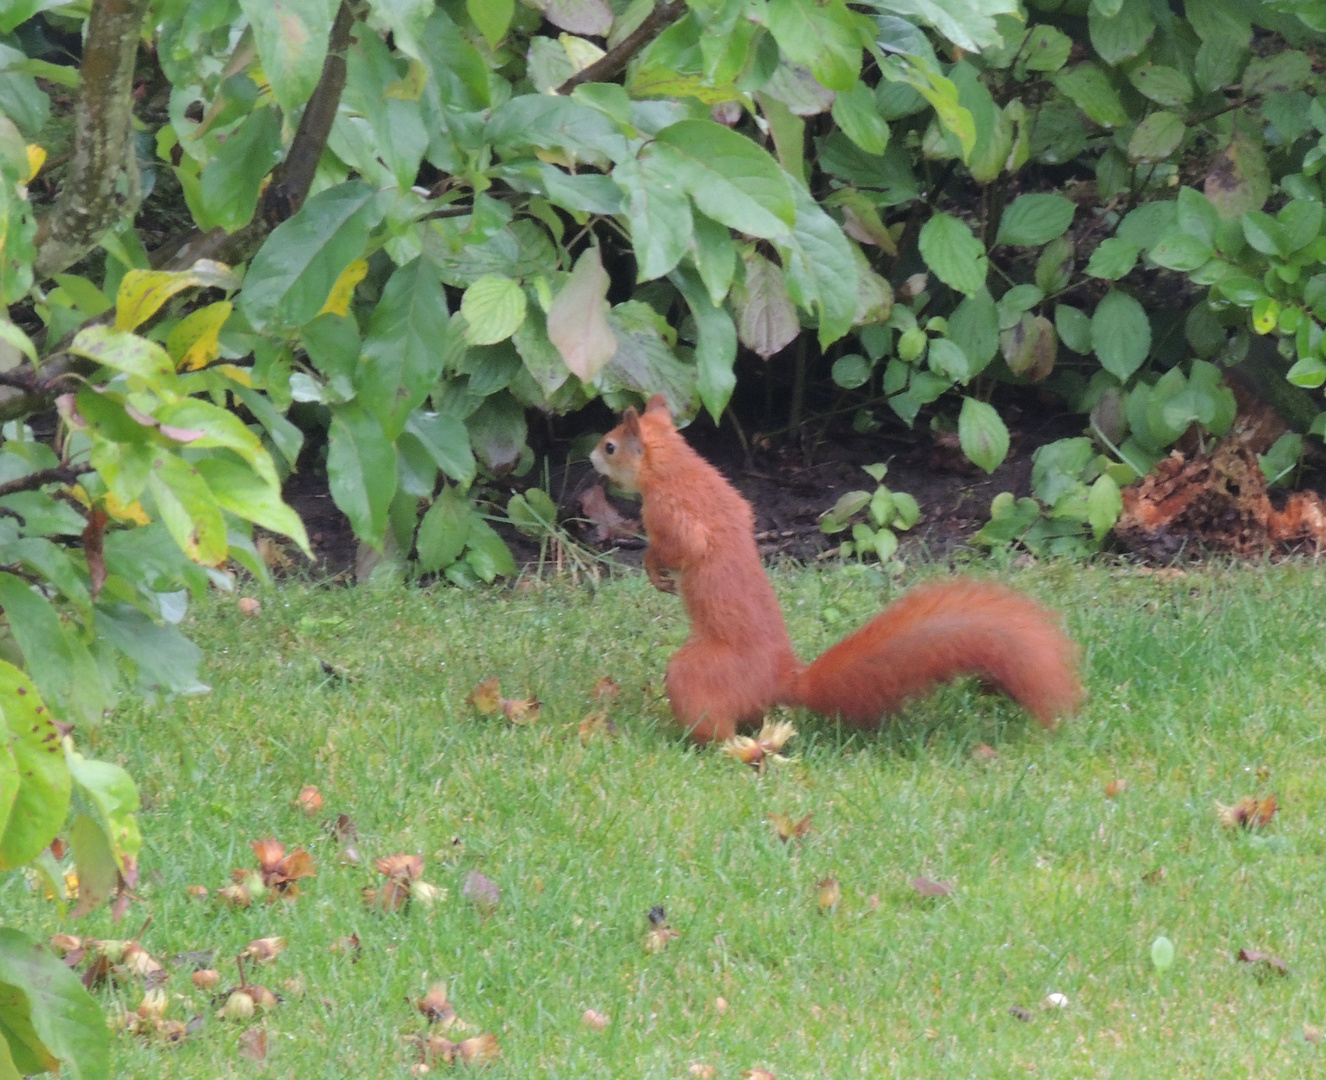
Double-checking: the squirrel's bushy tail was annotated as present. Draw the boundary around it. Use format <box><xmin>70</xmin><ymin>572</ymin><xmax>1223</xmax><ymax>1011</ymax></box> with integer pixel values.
<box><xmin>785</xmin><ymin>580</ymin><xmax>1083</xmax><ymax>728</ymax></box>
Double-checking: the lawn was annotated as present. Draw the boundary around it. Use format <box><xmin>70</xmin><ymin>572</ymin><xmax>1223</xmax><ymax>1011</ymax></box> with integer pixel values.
<box><xmin>7</xmin><ymin>561</ymin><xmax>1325</xmax><ymax>1078</ymax></box>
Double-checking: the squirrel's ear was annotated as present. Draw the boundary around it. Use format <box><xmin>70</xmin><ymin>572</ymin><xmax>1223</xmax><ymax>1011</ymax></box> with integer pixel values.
<box><xmin>620</xmin><ymin>407</ymin><xmax>641</xmax><ymax>436</ymax></box>
<box><xmin>644</xmin><ymin>394</ymin><xmax>671</xmax><ymax>419</ymax></box>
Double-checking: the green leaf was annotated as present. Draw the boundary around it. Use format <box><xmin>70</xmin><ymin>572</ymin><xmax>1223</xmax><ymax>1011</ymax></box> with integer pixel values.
<box><xmin>467</xmin><ymin>0</ymin><xmax>514</xmax><ymax>47</ymax></box>
<box><xmin>652</xmin><ymin>119</ymin><xmax>796</xmax><ymax>239</ymax></box>
<box><xmin>1241</xmin><ymin>211</ymin><xmax>1288</xmax><ymax>257</ymax></box>
<box><xmin>1176</xmin><ymin>186</ymin><xmax>1220</xmax><ymax>248</ymax></box>
<box><xmin>0</xmin><ymin>928</ymin><xmax>109</xmax><ymax>1080</ymax></box>
<box><xmin>68</xmin><ymin>326</ymin><xmax>173</xmax><ymax>381</ymax></box>
<box><xmin>918</xmin><ymin>212</ymin><xmax>988</xmax><ymax>296</ymax></box>
<box><xmin>90</xmin><ymin>604</ymin><xmax>207</xmax><ymax>698</ymax></box>
<box><xmin>948</xmin><ymin>289</ymin><xmax>999</xmax><ymax>374</ymax></box>
<box><xmin>776</xmin><ymin>183</ymin><xmax>859</xmax><ymax>347</ymax></box>
<box><xmin>358</xmin><ymin>257</ymin><xmax>451</xmax><ymax>439</ymax></box>
<box><xmin>1087</xmin><ymin>473</ymin><xmax>1122</xmax><ymax>540</ymax></box>
<box><xmin>147</xmin><ymin>452</ymin><xmax>229</xmax><ymax>566</ymax></box>
<box><xmin>672</xmin><ymin>266</ymin><xmax>737</xmax><ymax>423</ymax></box>
<box><xmin>193</xmin><ymin>458</ymin><xmax>311</xmax><ymax>554</ymax></box>
<box><xmin>599</xmin><ymin>302</ymin><xmax>699</xmax><ymax>418</ymax></box>
<box><xmin>831</xmin><ymin>80</ymin><xmax>890</xmax><ymax>155</ymax></box>
<box><xmin>1150</xmin><ymin>934</ymin><xmax>1175</xmax><ymax>972</ymax></box>
<box><xmin>416</xmin><ymin>487</ymin><xmax>474</xmax><ymax>572</ymax></box>
<box><xmin>928</xmin><ymin>337</ymin><xmax>971</xmax><ymax>381</ymax></box>
<box><xmin>995</xmin><ymin>193</ymin><xmax>1076</xmax><ymax>247</ymax></box>
<box><xmin>461</xmin><ymin>274</ymin><xmax>528</xmax><ymax>346</ymax></box>
<box><xmin>613</xmin><ymin>153</ymin><xmax>694</xmax><ymax>281</ymax></box>
<box><xmin>831</xmin><ymin>353</ymin><xmax>872</xmax><ymax>389</ymax></box>
<box><xmin>1051</xmin><ymin>63</ymin><xmax>1129</xmax><ymax>128</ymax></box>
<box><xmin>1147</xmin><ymin>229</ymin><xmax>1214</xmax><ymax>271</ymax></box>
<box><xmin>466</xmin><ymin>392</ymin><xmax>527</xmax><ymax>475</ymax></box>
<box><xmin>766</xmin><ymin>0</ymin><xmax>862</xmax><ymax>91</ymax></box>
<box><xmin>1092</xmin><ymin>290</ymin><xmax>1151</xmax><ymax>380</ymax></box>
<box><xmin>237</xmin><ymin>0</ymin><xmax>334</xmax><ymax>110</ymax></box>
<box><xmin>327</xmin><ymin>404</ymin><xmax>397</xmax><ymax>549</ymax></box>
<box><xmin>1088</xmin><ymin>0</ymin><xmax>1154</xmax><ymax>64</ymax></box>
<box><xmin>485</xmin><ymin>94</ymin><xmax>630</xmax><ymax>163</ymax></box>
<box><xmin>1021</xmin><ymin>24</ymin><xmax>1072</xmax><ymax>71</ymax></box>
<box><xmin>958</xmin><ymin>397</ymin><xmax>1010</xmax><ymax>473</ymax></box>
<box><xmin>1243</xmin><ymin>50</ymin><xmax>1311</xmax><ymax>97</ymax></box>
<box><xmin>1128</xmin><ymin>64</ymin><xmax>1193</xmax><ymax>107</ymax></box>
<box><xmin>68</xmin><ymin>814</ymin><xmax>118</xmax><ymax>918</ymax></box>
<box><xmin>239</xmin><ymin>181</ymin><xmax>385</xmax><ymax>332</ymax></box>
<box><xmin>0</xmin><ymin>577</ymin><xmax>107</xmax><ymax>728</ymax></box>
<box><xmin>153</xmin><ymin>398</ymin><xmax>279</xmax><ymax>487</ymax></box>
<box><xmin>1127</xmin><ymin>111</ymin><xmax>1185</xmax><ymax>163</ymax></box>
<box><xmin>864</xmin><ymin>0</ymin><xmax>1019</xmax><ymax>53</ymax></box>
<box><xmin>404</xmin><ymin>412</ymin><xmax>476</xmax><ymax>487</ymax></box>
<box><xmin>198</xmin><ymin>105</ymin><xmax>282</xmax><ymax>232</ymax></box>
<box><xmin>1085</xmin><ymin>237</ymin><xmax>1140</xmax><ymax>279</ymax></box>
<box><xmin>0</xmin><ymin>660</ymin><xmax>69</xmax><ymax>870</ymax></box>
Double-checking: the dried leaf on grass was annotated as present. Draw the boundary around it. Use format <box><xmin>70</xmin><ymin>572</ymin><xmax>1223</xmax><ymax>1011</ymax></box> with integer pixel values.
<box><xmin>722</xmin><ymin>720</ymin><xmax>796</xmax><ymax>772</ymax></box>
<box><xmin>909</xmin><ymin>877</ymin><xmax>954</xmax><ymax>897</ymax></box>
<box><xmin>578</xmin><ymin>710</ymin><xmax>618</xmax><ymax>746</ymax></box>
<box><xmin>767</xmin><ymin>812</ymin><xmax>812</xmax><ymax>843</ymax></box>
<box><xmin>466</xmin><ymin>678</ymin><xmax>542</xmax><ymax>725</ymax></box>
<box><xmin>295</xmin><ymin>785</ymin><xmax>323</xmax><ymax>814</ymax></box>
<box><xmin>237</xmin><ymin>1027</ymin><xmax>268</xmax><ymax>1062</ymax></box>
<box><xmin>1236</xmin><ymin>948</ymin><xmax>1289</xmax><ymax>976</ymax></box>
<box><xmin>816</xmin><ymin>876</ymin><xmax>841</xmax><ymax>914</ymax></box>
<box><xmin>1216</xmin><ymin>794</ymin><xmax>1278</xmax><ymax>830</ymax></box>
<box><xmin>645</xmin><ymin>905</ymin><xmax>681</xmax><ymax>953</ymax></box>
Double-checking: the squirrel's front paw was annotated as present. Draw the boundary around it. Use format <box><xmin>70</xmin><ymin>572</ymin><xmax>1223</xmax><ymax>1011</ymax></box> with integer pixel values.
<box><xmin>647</xmin><ymin>566</ymin><xmax>678</xmax><ymax>593</ymax></box>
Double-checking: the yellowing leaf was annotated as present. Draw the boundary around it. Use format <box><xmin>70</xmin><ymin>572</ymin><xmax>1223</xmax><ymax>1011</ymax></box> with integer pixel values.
<box><xmin>114</xmin><ymin>261</ymin><xmax>241</xmax><ymax>332</ymax></box>
<box><xmin>24</xmin><ymin>143</ymin><xmax>46</xmax><ymax>183</ymax></box>
<box><xmin>560</xmin><ymin>33</ymin><xmax>605</xmax><ymax>74</ymax></box>
<box><xmin>385</xmin><ymin>58</ymin><xmax>428</xmax><ymax>100</ymax></box>
<box><xmin>547</xmin><ymin>246</ymin><xmax>616</xmax><ymax>380</ymax></box>
<box><xmin>168</xmin><ymin>300</ymin><xmax>233</xmax><ymax>370</ymax></box>
<box><xmin>215</xmin><ymin>363</ymin><xmax>254</xmax><ymax>387</ymax></box>
<box><xmin>104</xmin><ymin>491</ymin><xmax>151</xmax><ymax>526</ymax></box>
<box><xmin>319</xmin><ymin>258</ymin><xmax>368</xmax><ymax>317</ymax></box>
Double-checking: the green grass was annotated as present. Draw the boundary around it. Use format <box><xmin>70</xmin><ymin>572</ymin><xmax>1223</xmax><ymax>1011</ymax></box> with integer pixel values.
<box><xmin>8</xmin><ymin>561</ymin><xmax>1326</xmax><ymax>1078</ymax></box>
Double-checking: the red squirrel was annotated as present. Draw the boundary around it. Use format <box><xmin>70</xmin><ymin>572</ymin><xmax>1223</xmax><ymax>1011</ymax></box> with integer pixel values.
<box><xmin>590</xmin><ymin>395</ymin><xmax>1083</xmax><ymax>744</ymax></box>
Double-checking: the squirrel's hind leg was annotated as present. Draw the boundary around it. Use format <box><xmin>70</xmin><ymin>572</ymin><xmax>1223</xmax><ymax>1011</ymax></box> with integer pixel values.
<box><xmin>664</xmin><ymin>640</ymin><xmax>775</xmax><ymax>744</ymax></box>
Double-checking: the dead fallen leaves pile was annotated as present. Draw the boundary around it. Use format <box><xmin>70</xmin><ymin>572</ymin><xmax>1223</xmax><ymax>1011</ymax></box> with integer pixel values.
<box><xmin>1115</xmin><ymin>426</ymin><xmax>1326</xmax><ymax>559</ymax></box>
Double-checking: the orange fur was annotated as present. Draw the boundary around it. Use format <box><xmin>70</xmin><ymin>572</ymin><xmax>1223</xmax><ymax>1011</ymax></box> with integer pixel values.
<box><xmin>590</xmin><ymin>396</ymin><xmax>1084</xmax><ymax>743</ymax></box>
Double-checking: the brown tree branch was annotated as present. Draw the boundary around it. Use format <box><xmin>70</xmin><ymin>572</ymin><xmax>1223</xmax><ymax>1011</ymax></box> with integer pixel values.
<box><xmin>149</xmin><ymin>0</ymin><xmax>359</xmax><ymax>270</ymax></box>
<box><xmin>555</xmin><ymin>1</ymin><xmax>688</xmax><ymax>95</ymax></box>
<box><xmin>33</xmin><ymin>0</ymin><xmax>152</xmax><ymax>277</ymax></box>
<box><xmin>0</xmin><ymin>463</ymin><xmax>94</xmax><ymax>500</ymax></box>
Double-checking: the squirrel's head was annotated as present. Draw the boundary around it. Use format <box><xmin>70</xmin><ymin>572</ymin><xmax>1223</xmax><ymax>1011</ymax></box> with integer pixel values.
<box><xmin>590</xmin><ymin>394</ymin><xmax>673</xmax><ymax>493</ymax></box>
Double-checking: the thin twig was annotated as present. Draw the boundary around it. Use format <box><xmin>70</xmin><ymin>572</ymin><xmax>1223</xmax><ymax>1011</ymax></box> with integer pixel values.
<box><xmin>0</xmin><ymin>463</ymin><xmax>94</xmax><ymax>500</ymax></box>
<box><xmin>555</xmin><ymin>1</ymin><xmax>687</xmax><ymax>94</ymax></box>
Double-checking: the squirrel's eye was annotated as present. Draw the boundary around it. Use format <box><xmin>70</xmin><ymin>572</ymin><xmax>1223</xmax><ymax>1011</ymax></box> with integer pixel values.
<box><xmin>604</xmin><ymin>440</ymin><xmax>616</xmax><ymax>455</ymax></box>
